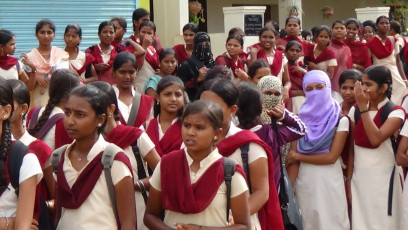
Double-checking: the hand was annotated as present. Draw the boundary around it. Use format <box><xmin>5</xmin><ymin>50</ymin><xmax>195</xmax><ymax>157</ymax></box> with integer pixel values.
<box><xmin>286</xmin><ymin>150</ymin><xmax>298</xmax><ymax>165</ymax></box>
<box><xmin>197</xmin><ymin>67</ymin><xmax>208</xmax><ymax>82</ymax></box>
<box><xmin>396</xmin><ymin>150</ymin><xmax>408</xmax><ymax>167</ymax></box>
<box><xmin>290</xmin><ymin>65</ymin><xmax>307</xmax><ymax>75</ymax></box>
<box><xmin>174</xmin><ymin>223</ymin><xmax>201</xmax><ymax>230</ymax></box>
<box><xmin>276</xmin><ymin>44</ymin><xmax>285</xmax><ymax>51</ymax></box>
<box><xmin>35</xmin><ymin>75</ymin><xmax>49</xmax><ymax>88</ymax></box>
<box><xmin>31</xmin><ymin>219</ymin><xmax>39</xmax><ymax>230</ymax></box>
<box><xmin>142</xmin><ymin>35</ymin><xmax>153</xmax><ymax>48</ymax></box>
<box><xmin>266</xmin><ymin>104</ymin><xmax>285</xmax><ymax>119</ymax></box>
<box><xmin>235</xmin><ymin>69</ymin><xmax>249</xmax><ymax>81</ymax></box>
<box><xmin>249</xmin><ymin>47</ymin><xmax>259</xmax><ymax>55</ymax></box>
<box><xmin>354</xmin><ymin>81</ymin><xmax>369</xmax><ymax>109</ymax></box>
<box><xmin>307</xmin><ymin>61</ymin><xmax>318</xmax><ymax>70</ymax></box>
<box><xmin>20</xmin><ymin>53</ymin><xmax>36</xmax><ymax>72</ymax></box>
<box><xmin>94</xmin><ymin>63</ymin><xmax>110</xmax><ymax>73</ymax></box>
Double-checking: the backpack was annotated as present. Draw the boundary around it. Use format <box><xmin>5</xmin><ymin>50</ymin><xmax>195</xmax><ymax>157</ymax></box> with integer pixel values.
<box><xmin>52</xmin><ymin>143</ymin><xmax>123</xmax><ymax>220</ymax></box>
<box><xmin>131</xmin><ymin>141</ymin><xmax>150</xmax><ymax>204</ymax></box>
<box><xmin>223</xmin><ymin>157</ymin><xmax>236</xmax><ymax>223</ymax></box>
<box><xmin>8</xmin><ymin>140</ymin><xmax>54</xmax><ymax>230</ymax></box>
<box><xmin>27</xmin><ymin>107</ymin><xmax>64</xmax><ymax>140</ymax></box>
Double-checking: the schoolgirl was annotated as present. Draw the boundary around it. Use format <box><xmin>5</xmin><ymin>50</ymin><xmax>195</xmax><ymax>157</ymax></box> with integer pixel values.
<box><xmin>172</xmin><ymin>23</ymin><xmax>198</xmax><ymax>65</ymax></box>
<box><xmin>64</xmin><ymin>24</ymin><xmax>98</xmax><ymax>84</ymax></box>
<box><xmin>365</xmin><ymin>16</ymin><xmax>407</xmax><ymax>105</ymax></box>
<box><xmin>285</xmin><ymin>40</ymin><xmax>307</xmax><ymax>113</ymax></box>
<box><xmin>276</xmin><ymin>16</ymin><xmax>307</xmax><ymax>53</ymax></box>
<box><xmin>133</xmin><ymin>20</ymin><xmax>160</xmax><ymax>93</ymax></box>
<box><xmin>339</xmin><ymin>69</ymin><xmax>362</xmax><ymax>115</ymax></box>
<box><xmin>247</xmin><ymin>59</ymin><xmax>271</xmax><ymax>85</ymax></box>
<box><xmin>249</xmin><ymin>26</ymin><xmax>291</xmax><ymax>102</ymax></box>
<box><xmin>328</xmin><ymin>20</ymin><xmax>353</xmax><ymax>101</ymax></box>
<box><xmin>236</xmin><ymin>80</ymin><xmax>306</xmax><ymax>189</ymax></box>
<box><xmin>349</xmin><ymin>65</ymin><xmax>404</xmax><ymax>230</ymax></box>
<box><xmin>287</xmin><ymin>70</ymin><xmax>350</xmax><ymax>230</ymax></box>
<box><xmin>8</xmin><ymin>79</ymin><xmax>54</xmax><ymax>222</ymax></box>
<box><xmin>0</xmin><ymin>77</ymin><xmax>43</xmax><ymax>229</ymax></box>
<box><xmin>144</xmin><ymin>100</ymin><xmax>251</xmax><ymax>229</ymax></box>
<box><xmin>25</xmin><ymin>19</ymin><xmax>69</xmax><ymax>107</ymax></box>
<box><xmin>130</xmin><ymin>8</ymin><xmax>163</xmax><ymax>52</ymax></box>
<box><xmin>343</xmin><ymin>18</ymin><xmax>372</xmax><ymax>71</ymax></box>
<box><xmin>110</xmin><ymin>16</ymin><xmax>145</xmax><ymax>58</ymax></box>
<box><xmin>0</xmin><ymin>29</ymin><xmax>35</xmax><ymax>90</ymax></box>
<box><xmin>143</xmin><ymin>48</ymin><xmax>177</xmax><ymax>96</ymax></box>
<box><xmin>111</xmin><ymin>51</ymin><xmax>154</xmax><ymax>128</ymax></box>
<box><xmin>27</xmin><ymin>69</ymin><xmax>80</xmax><ymax>150</ymax></box>
<box><xmin>145</xmin><ymin>76</ymin><xmax>185</xmax><ymax>156</ymax></box>
<box><xmin>304</xmin><ymin>25</ymin><xmax>337</xmax><ymax>80</ymax></box>
<box><xmin>200</xmin><ymin>78</ymin><xmax>284</xmax><ymax>230</ymax></box>
<box><xmin>89</xmin><ymin>81</ymin><xmax>160</xmax><ymax>230</ymax></box>
<box><xmin>397</xmin><ymin>115</ymin><xmax>408</xmax><ymax>230</ymax></box>
<box><xmin>85</xmin><ymin>21</ymin><xmax>117</xmax><ymax>85</ymax></box>
<box><xmin>215</xmin><ymin>34</ymin><xmax>248</xmax><ymax>83</ymax></box>
<box><xmin>363</xmin><ymin>25</ymin><xmax>375</xmax><ymax>42</ymax></box>
<box><xmin>55</xmin><ymin>84</ymin><xmax>136</xmax><ymax>229</ymax></box>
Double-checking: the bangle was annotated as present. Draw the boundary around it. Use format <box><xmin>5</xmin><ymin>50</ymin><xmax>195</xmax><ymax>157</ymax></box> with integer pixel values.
<box><xmin>360</xmin><ymin>110</ymin><xmax>369</xmax><ymax>114</ymax></box>
<box><xmin>4</xmin><ymin>217</ymin><xmax>9</xmax><ymax>230</ymax></box>
<box><xmin>344</xmin><ymin>176</ymin><xmax>352</xmax><ymax>181</ymax></box>
<box><xmin>135</xmin><ymin>180</ymin><xmax>142</xmax><ymax>191</ymax></box>
<box><xmin>138</xmin><ymin>180</ymin><xmax>146</xmax><ymax>193</ymax></box>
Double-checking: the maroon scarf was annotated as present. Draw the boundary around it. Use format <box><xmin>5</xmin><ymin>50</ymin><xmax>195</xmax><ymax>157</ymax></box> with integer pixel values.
<box><xmin>366</xmin><ymin>36</ymin><xmax>394</xmax><ymax>59</ymax></box>
<box><xmin>305</xmin><ymin>43</ymin><xmax>336</xmax><ymax>64</ymax></box>
<box><xmin>160</xmin><ymin>149</ymin><xmax>245</xmax><ymax>213</ymax></box>
<box><xmin>257</xmin><ymin>49</ymin><xmax>284</xmax><ymax>76</ymax></box>
<box><xmin>71</xmin><ymin>54</ymin><xmax>95</xmax><ymax>76</ymax></box>
<box><xmin>288</xmin><ymin>61</ymin><xmax>305</xmax><ymax>91</ymax></box>
<box><xmin>173</xmin><ymin>44</ymin><xmax>189</xmax><ymax>64</ymax></box>
<box><xmin>105</xmin><ymin>124</ymin><xmax>144</xmax><ymax>149</ymax></box>
<box><xmin>344</xmin><ymin>39</ymin><xmax>372</xmax><ymax>68</ymax></box>
<box><xmin>144</xmin><ymin>46</ymin><xmax>160</xmax><ymax>71</ymax></box>
<box><xmin>0</xmin><ymin>55</ymin><xmax>19</xmax><ymax>70</ymax></box>
<box><xmin>56</xmin><ymin>150</ymin><xmax>131</xmax><ymax>209</ymax></box>
<box><xmin>146</xmin><ymin>118</ymin><xmax>183</xmax><ymax>156</ymax></box>
<box><xmin>216</xmin><ymin>130</ymin><xmax>284</xmax><ymax>230</ymax></box>
<box><xmin>119</xmin><ymin>94</ymin><xmax>154</xmax><ymax>128</ymax></box>
<box><xmin>86</xmin><ymin>45</ymin><xmax>116</xmax><ymax>67</ymax></box>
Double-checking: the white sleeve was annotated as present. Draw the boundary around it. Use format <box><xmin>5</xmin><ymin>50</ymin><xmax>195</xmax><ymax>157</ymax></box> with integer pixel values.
<box><xmin>337</xmin><ymin>116</ymin><xmax>349</xmax><ymax>133</ymax></box>
<box><xmin>231</xmin><ymin>172</ymin><xmax>248</xmax><ymax>198</ymax></box>
<box><xmin>19</xmin><ymin>153</ymin><xmax>43</xmax><ymax>184</ymax></box>
<box><xmin>248</xmin><ymin>143</ymin><xmax>268</xmax><ymax>164</ymax></box>
<box><xmin>389</xmin><ymin>108</ymin><xmax>405</xmax><ymax>120</ymax></box>
<box><xmin>348</xmin><ymin>106</ymin><xmax>356</xmax><ymax>123</ymax></box>
<box><xmin>137</xmin><ymin>132</ymin><xmax>155</xmax><ymax>158</ymax></box>
<box><xmin>149</xmin><ymin>161</ymin><xmax>162</xmax><ymax>191</ymax></box>
<box><xmin>111</xmin><ymin>157</ymin><xmax>133</xmax><ymax>185</ymax></box>
<box><xmin>400</xmin><ymin>122</ymin><xmax>408</xmax><ymax>137</ymax></box>
<box><xmin>328</xmin><ymin>58</ymin><xmax>337</xmax><ymax>66</ymax></box>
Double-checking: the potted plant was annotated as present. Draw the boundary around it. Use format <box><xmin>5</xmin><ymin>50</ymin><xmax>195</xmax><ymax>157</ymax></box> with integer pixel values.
<box><xmin>322</xmin><ymin>6</ymin><xmax>334</xmax><ymax>19</ymax></box>
<box><xmin>287</xmin><ymin>4</ymin><xmax>304</xmax><ymax>17</ymax></box>
<box><xmin>189</xmin><ymin>1</ymin><xmax>205</xmax><ymax>26</ymax></box>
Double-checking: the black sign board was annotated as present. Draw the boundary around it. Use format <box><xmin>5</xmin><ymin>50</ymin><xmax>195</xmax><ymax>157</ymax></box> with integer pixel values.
<box><xmin>244</xmin><ymin>14</ymin><xmax>263</xmax><ymax>36</ymax></box>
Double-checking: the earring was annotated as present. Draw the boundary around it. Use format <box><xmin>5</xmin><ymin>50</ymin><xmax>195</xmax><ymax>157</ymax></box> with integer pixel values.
<box><xmin>214</xmin><ymin>136</ymin><xmax>218</xmax><ymax>141</ymax></box>
<box><xmin>108</xmin><ymin>114</ymin><xmax>112</xmax><ymax>118</ymax></box>
<box><xmin>97</xmin><ymin>123</ymin><xmax>102</xmax><ymax>127</ymax></box>
<box><xmin>157</xmin><ymin>101</ymin><xmax>160</xmax><ymax>105</ymax></box>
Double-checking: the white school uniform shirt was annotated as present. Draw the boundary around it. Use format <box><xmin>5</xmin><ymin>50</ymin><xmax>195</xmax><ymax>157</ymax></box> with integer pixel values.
<box><xmin>112</xmin><ymin>84</ymin><xmax>136</xmax><ymax>123</ymax></box>
<box><xmin>37</xmin><ymin>106</ymin><xmax>64</xmax><ymax>150</ymax></box>
<box><xmin>0</xmin><ymin>60</ymin><xmax>24</xmax><ymax>80</ymax></box>
<box><xmin>150</xmin><ymin>148</ymin><xmax>248</xmax><ymax>228</ymax></box>
<box><xmin>56</xmin><ymin>135</ymin><xmax>132</xmax><ymax>230</ymax></box>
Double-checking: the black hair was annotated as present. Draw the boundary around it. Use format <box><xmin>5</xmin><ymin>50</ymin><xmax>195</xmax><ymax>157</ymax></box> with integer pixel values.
<box><xmin>8</xmin><ymin>79</ymin><xmax>30</xmax><ymax>108</ymax></box>
<box><xmin>68</xmin><ymin>85</ymin><xmax>108</xmax><ymax>134</ymax></box>
<box><xmin>364</xmin><ymin>65</ymin><xmax>392</xmax><ymax>99</ymax></box>
<box><xmin>113</xmin><ymin>51</ymin><xmax>138</xmax><ymax>71</ymax></box>
<box><xmin>29</xmin><ymin>69</ymin><xmax>80</xmax><ymax>137</ymax></box>
<box><xmin>226</xmin><ymin>34</ymin><xmax>244</xmax><ymax>47</ymax></box>
<box><xmin>301</xmin><ymin>29</ymin><xmax>312</xmax><ymax>41</ymax></box>
<box><xmin>311</xmin><ymin>26</ymin><xmax>319</xmax><ymax>39</ymax></box>
<box><xmin>228</xmin><ymin>27</ymin><xmax>244</xmax><ymax>37</ymax></box>
<box><xmin>265</xmin><ymin>20</ymin><xmax>280</xmax><ymax>31</ymax></box>
<box><xmin>159</xmin><ymin>48</ymin><xmax>176</xmax><ymax>62</ymax></box>
<box><xmin>338</xmin><ymin>69</ymin><xmax>362</xmax><ymax>87</ymax></box>
<box><xmin>285</xmin><ymin>16</ymin><xmax>301</xmax><ymax>27</ymax></box>
<box><xmin>315</xmin><ymin>25</ymin><xmax>332</xmax><ymax>40</ymax></box>
<box><xmin>204</xmin><ymin>65</ymin><xmax>232</xmax><ymax>81</ymax></box>
<box><xmin>64</xmin><ymin>23</ymin><xmax>82</xmax><ymax>38</ymax></box>
<box><xmin>376</xmin><ymin>15</ymin><xmax>389</xmax><ymax>25</ymax></box>
<box><xmin>332</xmin><ymin>20</ymin><xmax>346</xmax><ymax>29</ymax></box>
<box><xmin>154</xmin><ymin>76</ymin><xmax>186</xmax><ymax>118</ymax></box>
<box><xmin>98</xmin><ymin>21</ymin><xmax>115</xmax><ymax>35</ymax></box>
<box><xmin>285</xmin><ymin>40</ymin><xmax>302</xmax><ymax>54</ymax></box>
<box><xmin>88</xmin><ymin>81</ymin><xmax>120</xmax><ymax>122</ymax></box>
<box><xmin>345</xmin><ymin>18</ymin><xmax>361</xmax><ymax>29</ymax></box>
<box><xmin>201</xmin><ymin>78</ymin><xmax>238</xmax><ymax>107</ymax></box>
<box><xmin>390</xmin><ymin>20</ymin><xmax>401</xmax><ymax>34</ymax></box>
<box><xmin>0</xmin><ymin>77</ymin><xmax>13</xmax><ymax>195</ymax></box>
<box><xmin>183</xmin><ymin>23</ymin><xmax>199</xmax><ymax>33</ymax></box>
<box><xmin>111</xmin><ymin>16</ymin><xmax>127</xmax><ymax>30</ymax></box>
<box><xmin>259</xmin><ymin>26</ymin><xmax>279</xmax><ymax>38</ymax></box>
<box><xmin>36</xmin><ymin>19</ymin><xmax>56</xmax><ymax>34</ymax></box>
<box><xmin>139</xmin><ymin>20</ymin><xmax>156</xmax><ymax>33</ymax></box>
<box><xmin>182</xmin><ymin>100</ymin><xmax>223</xmax><ymax>131</ymax></box>
<box><xmin>0</xmin><ymin>29</ymin><xmax>14</xmax><ymax>46</ymax></box>
<box><xmin>132</xmin><ymin>8</ymin><xmax>150</xmax><ymax>32</ymax></box>
<box><xmin>279</xmin><ymin>29</ymin><xmax>287</xmax><ymax>38</ymax></box>
<box><xmin>236</xmin><ymin>82</ymin><xmax>262</xmax><ymax>129</ymax></box>
<box><xmin>247</xmin><ymin>59</ymin><xmax>269</xmax><ymax>79</ymax></box>
<box><xmin>363</xmin><ymin>20</ymin><xmax>376</xmax><ymax>32</ymax></box>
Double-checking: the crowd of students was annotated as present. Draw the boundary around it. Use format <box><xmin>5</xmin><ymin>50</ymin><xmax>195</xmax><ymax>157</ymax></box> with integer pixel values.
<box><xmin>1</xmin><ymin>7</ymin><xmax>408</xmax><ymax>230</ymax></box>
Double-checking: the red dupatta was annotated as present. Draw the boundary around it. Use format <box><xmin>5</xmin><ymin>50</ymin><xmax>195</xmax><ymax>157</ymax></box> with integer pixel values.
<box><xmin>160</xmin><ymin>149</ymin><xmax>245</xmax><ymax>213</ymax></box>
<box><xmin>215</xmin><ymin>54</ymin><xmax>246</xmax><ymax>78</ymax></box>
<box><xmin>366</xmin><ymin>36</ymin><xmax>394</xmax><ymax>59</ymax></box>
<box><xmin>85</xmin><ymin>45</ymin><xmax>116</xmax><ymax>66</ymax></box>
<box><xmin>288</xmin><ymin>61</ymin><xmax>305</xmax><ymax>91</ymax></box>
<box><xmin>216</xmin><ymin>130</ymin><xmax>284</xmax><ymax>230</ymax></box>
<box><xmin>118</xmin><ymin>94</ymin><xmax>154</xmax><ymax>128</ymax></box>
<box><xmin>0</xmin><ymin>55</ymin><xmax>18</xmax><ymax>70</ymax></box>
<box><xmin>105</xmin><ymin>124</ymin><xmax>144</xmax><ymax>149</ymax></box>
<box><xmin>344</xmin><ymin>39</ymin><xmax>372</xmax><ymax>68</ymax></box>
<box><xmin>173</xmin><ymin>44</ymin><xmax>189</xmax><ymax>64</ymax></box>
<box><xmin>71</xmin><ymin>54</ymin><xmax>95</xmax><ymax>76</ymax></box>
<box><xmin>304</xmin><ymin>43</ymin><xmax>336</xmax><ymax>64</ymax></box>
<box><xmin>146</xmin><ymin>118</ymin><xmax>183</xmax><ymax>156</ymax></box>
<box><xmin>56</xmin><ymin>150</ymin><xmax>131</xmax><ymax>209</ymax></box>
<box><xmin>257</xmin><ymin>49</ymin><xmax>284</xmax><ymax>76</ymax></box>
<box><xmin>144</xmin><ymin>46</ymin><xmax>160</xmax><ymax>71</ymax></box>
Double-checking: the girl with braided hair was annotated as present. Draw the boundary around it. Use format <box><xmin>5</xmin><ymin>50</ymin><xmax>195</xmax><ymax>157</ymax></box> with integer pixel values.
<box><xmin>27</xmin><ymin>69</ymin><xmax>80</xmax><ymax>150</ymax></box>
<box><xmin>0</xmin><ymin>77</ymin><xmax>43</xmax><ymax>229</ymax></box>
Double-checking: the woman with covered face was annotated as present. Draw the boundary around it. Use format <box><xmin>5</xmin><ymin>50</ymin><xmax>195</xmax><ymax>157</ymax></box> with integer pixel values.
<box><xmin>177</xmin><ymin>32</ymin><xmax>215</xmax><ymax>101</ymax></box>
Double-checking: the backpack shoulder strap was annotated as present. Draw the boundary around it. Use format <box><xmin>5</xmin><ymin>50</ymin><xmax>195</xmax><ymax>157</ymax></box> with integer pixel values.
<box><xmin>240</xmin><ymin>144</ymin><xmax>252</xmax><ymax>192</ymax></box>
<box><xmin>380</xmin><ymin>101</ymin><xmax>397</xmax><ymax>124</ymax></box>
<box><xmin>36</xmin><ymin>113</ymin><xmax>64</xmax><ymax>140</ymax></box>
<box><xmin>354</xmin><ymin>105</ymin><xmax>361</xmax><ymax>124</ymax></box>
<box><xmin>223</xmin><ymin>157</ymin><xmax>236</xmax><ymax>223</ymax></box>
<box><xmin>27</xmin><ymin>107</ymin><xmax>42</xmax><ymax>131</ymax></box>
<box><xmin>16</xmin><ymin>61</ymin><xmax>21</xmax><ymax>73</ymax></box>
<box><xmin>127</xmin><ymin>93</ymin><xmax>142</xmax><ymax>126</ymax></box>
<box><xmin>131</xmin><ymin>141</ymin><xmax>149</xmax><ymax>204</ymax></box>
<box><xmin>52</xmin><ymin>144</ymin><xmax>69</xmax><ymax>174</ymax></box>
<box><xmin>101</xmin><ymin>143</ymin><xmax>122</xmax><ymax>219</ymax></box>
<box><xmin>8</xmin><ymin>140</ymin><xmax>29</xmax><ymax>196</ymax></box>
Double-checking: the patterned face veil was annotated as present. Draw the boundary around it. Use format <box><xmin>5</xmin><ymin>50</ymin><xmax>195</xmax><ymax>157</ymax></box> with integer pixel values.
<box><xmin>257</xmin><ymin>75</ymin><xmax>283</xmax><ymax>124</ymax></box>
<box><xmin>193</xmin><ymin>32</ymin><xmax>214</xmax><ymax>67</ymax></box>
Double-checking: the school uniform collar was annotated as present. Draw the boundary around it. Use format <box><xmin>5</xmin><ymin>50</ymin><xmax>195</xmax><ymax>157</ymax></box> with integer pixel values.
<box><xmin>185</xmin><ymin>147</ymin><xmax>221</xmax><ymax>170</ymax></box>
<box><xmin>226</xmin><ymin>121</ymin><xmax>242</xmax><ymax>138</ymax></box>
<box><xmin>112</xmin><ymin>84</ymin><xmax>136</xmax><ymax>98</ymax></box>
<box><xmin>65</xmin><ymin>134</ymin><xmax>108</xmax><ymax>162</ymax></box>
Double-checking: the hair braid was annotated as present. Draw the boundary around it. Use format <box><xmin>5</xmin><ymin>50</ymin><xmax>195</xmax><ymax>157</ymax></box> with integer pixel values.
<box><xmin>28</xmin><ymin>98</ymin><xmax>57</xmax><ymax>137</ymax></box>
<box><xmin>0</xmin><ymin>119</ymin><xmax>12</xmax><ymax>195</ymax></box>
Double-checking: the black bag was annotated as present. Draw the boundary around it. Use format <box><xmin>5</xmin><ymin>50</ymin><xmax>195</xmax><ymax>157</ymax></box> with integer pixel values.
<box><xmin>271</xmin><ymin>118</ymin><xmax>303</xmax><ymax>230</ymax></box>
